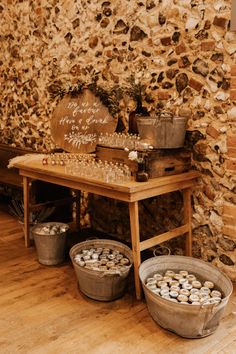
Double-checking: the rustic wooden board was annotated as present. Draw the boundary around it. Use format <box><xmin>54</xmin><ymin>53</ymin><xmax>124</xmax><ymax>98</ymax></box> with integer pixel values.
<box><xmin>51</xmin><ymin>89</ymin><xmax>117</xmax><ymax>153</ymax></box>
<box><xmin>96</xmin><ymin>145</ymin><xmax>191</xmax><ymax>178</ymax></box>
<box><xmin>232</xmin><ymin>1</ymin><xmax>236</xmax><ymax>31</ymax></box>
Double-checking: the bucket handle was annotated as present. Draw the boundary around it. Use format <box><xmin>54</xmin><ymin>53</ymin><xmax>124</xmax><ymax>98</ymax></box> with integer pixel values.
<box><xmin>154</xmin><ymin>111</ymin><xmax>174</xmax><ymax>125</ymax></box>
<box><xmin>200</xmin><ymin>300</ymin><xmax>221</xmax><ymax>336</ymax></box>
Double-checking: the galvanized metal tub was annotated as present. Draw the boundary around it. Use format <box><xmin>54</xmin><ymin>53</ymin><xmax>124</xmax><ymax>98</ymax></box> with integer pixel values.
<box><xmin>139</xmin><ymin>255</ymin><xmax>233</xmax><ymax>338</ymax></box>
<box><xmin>70</xmin><ymin>239</ymin><xmax>133</xmax><ymax>301</ymax></box>
<box><xmin>32</xmin><ymin>222</ymin><xmax>68</xmax><ymax>266</ymax></box>
<box><xmin>137</xmin><ymin>115</ymin><xmax>187</xmax><ymax>148</ymax></box>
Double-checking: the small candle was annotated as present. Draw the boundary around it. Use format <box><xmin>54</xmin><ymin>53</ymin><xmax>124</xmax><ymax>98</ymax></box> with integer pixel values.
<box><xmin>192</xmin><ymin>280</ymin><xmax>202</xmax><ymax>289</ymax></box>
<box><xmin>153</xmin><ymin>273</ymin><xmax>163</xmax><ymax>281</ymax></box>
<box><xmin>78</xmin><ymin>260</ymin><xmax>85</xmax><ymax>267</ymax></box>
<box><xmin>189</xmin><ymin>294</ymin><xmax>199</xmax><ymax>302</ymax></box>
<box><xmin>108</xmin><ymin>254</ymin><xmax>115</xmax><ymax>260</ymax></box>
<box><xmin>163</xmin><ymin>276</ymin><xmax>172</xmax><ymax>282</ymax></box>
<box><xmin>170</xmin><ymin>280</ymin><xmax>179</xmax><ymax>287</ymax></box>
<box><xmin>200</xmin><ymin>287</ymin><xmax>211</xmax><ymax>294</ymax></box>
<box><xmin>146</xmin><ymin>277</ymin><xmax>156</xmax><ymax>283</ymax></box>
<box><xmin>211</xmin><ymin>290</ymin><xmax>222</xmax><ymax>298</ymax></box>
<box><xmin>160</xmin><ymin>289</ymin><xmax>170</xmax><ymax>297</ymax></box>
<box><xmin>204</xmin><ymin>281</ymin><xmax>214</xmax><ymax>289</ymax></box>
<box><xmin>174</xmin><ymin>274</ymin><xmax>183</xmax><ymax>280</ymax></box>
<box><xmin>179</xmin><ymin>270</ymin><xmax>188</xmax><ymax>277</ymax></box>
<box><xmin>146</xmin><ymin>283</ymin><xmax>157</xmax><ymax>290</ymax></box>
<box><xmin>186</xmin><ymin>274</ymin><xmax>196</xmax><ymax>282</ymax></box>
<box><xmin>182</xmin><ymin>283</ymin><xmax>192</xmax><ymax>290</ymax></box>
<box><xmin>190</xmin><ymin>288</ymin><xmax>200</xmax><ymax>295</ymax></box>
<box><xmin>177</xmin><ymin>294</ymin><xmax>188</xmax><ymax>302</ymax></box>
<box><xmin>170</xmin><ymin>285</ymin><xmax>180</xmax><ymax>292</ymax></box>
<box><xmin>165</xmin><ymin>270</ymin><xmax>175</xmax><ymax>278</ymax></box>
<box><xmin>170</xmin><ymin>290</ymin><xmax>179</xmax><ymax>298</ymax></box>
<box><xmin>158</xmin><ymin>280</ymin><xmax>168</xmax><ymax>288</ymax></box>
<box><xmin>120</xmin><ymin>258</ymin><xmax>129</xmax><ymax>265</ymax></box>
<box><xmin>179</xmin><ymin>289</ymin><xmax>190</xmax><ymax>296</ymax></box>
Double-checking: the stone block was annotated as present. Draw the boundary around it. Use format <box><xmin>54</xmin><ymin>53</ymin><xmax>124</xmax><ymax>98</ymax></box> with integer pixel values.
<box><xmin>201</xmin><ymin>41</ymin><xmax>215</xmax><ymax>51</ymax></box>
<box><xmin>230</xmin><ymin>77</ymin><xmax>236</xmax><ymax>89</ymax></box>
<box><xmin>226</xmin><ymin>159</ymin><xmax>236</xmax><ymax>171</ymax></box>
<box><xmin>224</xmin><ymin>203</ymin><xmax>236</xmax><ymax>217</ymax></box>
<box><xmin>227</xmin><ymin>135</ymin><xmax>236</xmax><ymax>147</ymax></box>
<box><xmin>175</xmin><ymin>43</ymin><xmax>186</xmax><ymax>55</ymax></box>
<box><xmin>189</xmin><ymin>78</ymin><xmax>203</xmax><ymax>92</ymax></box>
<box><xmin>213</xmin><ymin>16</ymin><xmax>228</xmax><ymax>29</ymax></box>
<box><xmin>223</xmin><ymin>215</ymin><xmax>236</xmax><ymax>227</ymax></box>
<box><xmin>222</xmin><ymin>225</ymin><xmax>236</xmax><ymax>239</ymax></box>
<box><xmin>227</xmin><ymin>147</ymin><xmax>236</xmax><ymax>158</ymax></box>
<box><xmin>230</xmin><ymin>90</ymin><xmax>236</xmax><ymax>100</ymax></box>
<box><xmin>157</xmin><ymin>91</ymin><xmax>171</xmax><ymax>100</ymax></box>
<box><xmin>160</xmin><ymin>36</ymin><xmax>172</xmax><ymax>46</ymax></box>
<box><xmin>231</xmin><ymin>65</ymin><xmax>236</xmax><ymax>76</ymax></box>
<box><xmin>206</xmin><ymin>126</ymin><xmax>220</xmax><ymax>139</ymax></box>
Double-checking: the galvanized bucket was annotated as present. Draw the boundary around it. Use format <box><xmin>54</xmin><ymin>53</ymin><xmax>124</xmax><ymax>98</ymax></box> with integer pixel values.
<box><xmin>139</xmin><ymin>255</ymin><xmax>233</xmax><ymax>338</ymax></box>
<box><xmin>137</xmin><ymin>113</ymin><xmax>187</xmax><ymax>148</ymax></box>
<box><xmin>70</xmin><ymin>239</ymin><xmax>133</xmax><ymax>301</ymax></box>
<box><xmin>32</xmin><ymin>222</ymin><xmax>68</xmax><ymax>266</ymax></box>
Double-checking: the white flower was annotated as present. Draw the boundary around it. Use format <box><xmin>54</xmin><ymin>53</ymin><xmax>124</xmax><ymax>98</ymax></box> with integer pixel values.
<box><xmin>128</xmin><ymin>151</ymin><xmax>138</xmax><ymax>161</ymax></box>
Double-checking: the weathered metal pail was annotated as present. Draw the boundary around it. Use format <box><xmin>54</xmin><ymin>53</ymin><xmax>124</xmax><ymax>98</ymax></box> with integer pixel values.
<box><xmin>139</xmin><ymin>255</ymin><xmax>233</xmax><ymax>338</ymax></box>
<box><xmin>70</xmin><ymin>239</ymin><xmax>133</xmax><ymax>301</ymax></box>
<box><xmin>137</xmin><ymin>114</ymin><xmax>187</xmax><ymax>148</ymax></box>
<box><xmin>32</xmin><ymin>222</ymin><xmax>68</xmax><ymax>266</ymax></box>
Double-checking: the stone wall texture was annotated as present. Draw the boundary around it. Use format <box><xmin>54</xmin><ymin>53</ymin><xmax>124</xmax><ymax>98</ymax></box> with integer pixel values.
<box><xmin>0</xmin><ymin>0</ymin><xmax>235</xmax><ymax>280</ymax></box>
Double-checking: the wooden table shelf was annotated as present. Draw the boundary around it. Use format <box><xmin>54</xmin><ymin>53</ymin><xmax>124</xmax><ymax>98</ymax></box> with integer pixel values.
<box><xmin>13</xmin><ymin>157</ymin><xmax>200</xmax><ymax>300</ymax></box>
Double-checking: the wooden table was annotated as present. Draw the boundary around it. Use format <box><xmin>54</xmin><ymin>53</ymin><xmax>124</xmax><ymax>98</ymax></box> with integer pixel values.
<box><xmin>13</xmin><ymin>158</ymin><xmax>199</xmax><ymax>300</ymax></box>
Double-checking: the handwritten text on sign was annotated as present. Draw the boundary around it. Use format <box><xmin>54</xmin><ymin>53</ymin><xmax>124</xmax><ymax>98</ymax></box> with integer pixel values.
<box><xmin>59</xmin><ymin>102</ymin><xmax>110</xmax><ymax>147</ymax></box>
<box><xmin>51</xmin><ymin>90</ymin><xmax>116</xmax><ymax>153</ymax></box>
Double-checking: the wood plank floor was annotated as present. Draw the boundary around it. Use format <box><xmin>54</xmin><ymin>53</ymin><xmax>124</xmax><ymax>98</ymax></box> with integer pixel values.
<box><xmin>0</xmin><ymin>205</ymin><xmax>235</xmax><ymax>354</ymax></box>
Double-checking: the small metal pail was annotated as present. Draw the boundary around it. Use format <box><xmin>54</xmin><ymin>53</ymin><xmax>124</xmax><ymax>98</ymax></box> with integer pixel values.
<box><xmin>32</xmin><ymin>222</ymin><xmax>68</xmax><ymax>266</ymax></box>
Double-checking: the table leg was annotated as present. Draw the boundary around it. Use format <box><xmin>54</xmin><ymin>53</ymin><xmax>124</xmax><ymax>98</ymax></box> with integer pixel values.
<box><xmin>129</xmin><ymin>201</ymin><xmax>142</xmax><ymax>300</ymax></box>
<box><xmin>74</xmin><ymin>190</ymin><xmax>81</xmax><ymax>231</ymax></box>
<box><xmin>183</xmin><ymin>188</ymin><xmax>192</xmax><ymax>256</ymax></box>
<box><xmin>23</xmin><ymin>176</ymin><xmax>31</xmax><ymax>248</ymax></box>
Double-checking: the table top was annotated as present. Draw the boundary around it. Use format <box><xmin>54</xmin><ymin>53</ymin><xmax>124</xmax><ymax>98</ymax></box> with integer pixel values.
<box><xmin>12</xmin><ymin>155</ymin><xmax>200</xmax><ymax>202</ymax></box>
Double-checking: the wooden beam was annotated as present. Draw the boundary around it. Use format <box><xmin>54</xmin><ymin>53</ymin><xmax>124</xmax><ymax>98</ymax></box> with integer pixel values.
<box><xmin>140</xmin><ymin>224</ymin><xmax>189</xmax><ymax>251</ymax></box>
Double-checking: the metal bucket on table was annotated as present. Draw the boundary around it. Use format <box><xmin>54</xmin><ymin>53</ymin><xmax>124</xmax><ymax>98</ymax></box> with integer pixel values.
<box><xmin>137</xmin><ymin>113</ymin><xmax>187</xmax><ymax>149</ymax></box>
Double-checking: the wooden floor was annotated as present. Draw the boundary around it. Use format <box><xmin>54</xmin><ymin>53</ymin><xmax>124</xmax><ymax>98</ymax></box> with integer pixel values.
<box><xmin>0</xmin><ymin>205</ymin><xmax>236</xmax><ymax>354</ymax></box>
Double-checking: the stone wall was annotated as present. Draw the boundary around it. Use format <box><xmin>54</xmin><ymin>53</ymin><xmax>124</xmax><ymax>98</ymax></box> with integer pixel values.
<box><xmin>0</xmin><ymin>0</ymin><xmax>235</xmax><ymax>280</ymax></box>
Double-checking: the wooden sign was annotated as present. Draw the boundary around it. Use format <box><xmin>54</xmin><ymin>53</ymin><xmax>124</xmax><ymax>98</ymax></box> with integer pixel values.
<box><xmin>232</xmin><ymin>1</ymin><xmax>236</xmax><ymax>31</ymax></box>
<box><xmin>51</xmin><ymin>89</ymin><xmax>117</xmax><ymax>153</ymax></box>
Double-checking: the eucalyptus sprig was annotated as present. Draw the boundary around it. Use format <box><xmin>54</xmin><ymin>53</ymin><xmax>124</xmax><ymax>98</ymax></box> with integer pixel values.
<box><xmin>49</xmin><ymin>78</ymin><xmax>122</xmax><ymax>116</ymax></box>
<box><xmin>49</xmin><ymin>80</ymin><xmax>85</xmax><ymax>100</ymax></box>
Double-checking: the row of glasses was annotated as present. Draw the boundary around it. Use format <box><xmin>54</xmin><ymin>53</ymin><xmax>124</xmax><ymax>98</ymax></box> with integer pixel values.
<box><xmin>65</xmin><ymin>159</ymin><xmax>132</xmax><ymax>184</ymax></box>
<box><xmin>98</xmin><ymin>132</ymin><xmax>141</xmax><ymax>150</ymax></box>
